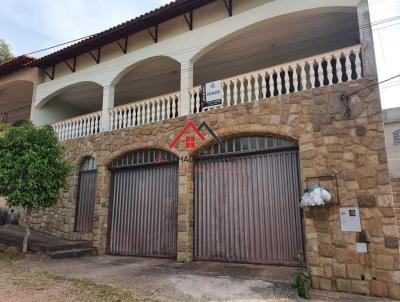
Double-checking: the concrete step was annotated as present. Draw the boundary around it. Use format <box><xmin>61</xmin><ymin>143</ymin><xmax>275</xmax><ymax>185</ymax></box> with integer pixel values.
<box><xmin>49</xmin><ymin>247</ymin><xmax>97</xmax><ymax>259</ymax></box>
<box><xmin>0</xmin><ymin>224</ymin><xmax>97</xmax><ymax>258</ymax></box>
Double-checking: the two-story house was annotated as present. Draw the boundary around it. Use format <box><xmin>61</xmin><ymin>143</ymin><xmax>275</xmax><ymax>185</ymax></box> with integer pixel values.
<box><xmin>1</xmin><ymin>0</ymin><xmax>399</xmax><ymax>299</ymax></box>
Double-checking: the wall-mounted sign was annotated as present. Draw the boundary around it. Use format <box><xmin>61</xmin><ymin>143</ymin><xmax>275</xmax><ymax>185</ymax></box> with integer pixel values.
<box><xmin>339</xmin><ymin>207</ymin><xmax>361</xmax><ymax>232</ymax></box>
<box><xmin>202</xmin><ymin>80</ymin><xmax>222</xmax><ymax>108</ymax></box>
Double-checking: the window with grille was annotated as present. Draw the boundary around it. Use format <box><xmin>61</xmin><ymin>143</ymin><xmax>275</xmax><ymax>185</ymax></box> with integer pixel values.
<box><xmin>394</xmin><ymin>129</ymin><xmax>400</xmax><ymax>145</ymax></box>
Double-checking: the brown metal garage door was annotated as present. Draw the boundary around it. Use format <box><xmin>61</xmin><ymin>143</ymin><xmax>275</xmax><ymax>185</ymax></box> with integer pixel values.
<box><xmin>107</xmin><ymin>150</ymin><xmax>178</xmax><ymax>257</ymax></box>
<box><xmin>75</xmin><ymin>157</ymin><xmax>97</xmax><ymax>233</ymax></box>
<box><xmin>194</xmin><ymin>136</ymin><xmax>304</xmax><ymax>265</ymax></box>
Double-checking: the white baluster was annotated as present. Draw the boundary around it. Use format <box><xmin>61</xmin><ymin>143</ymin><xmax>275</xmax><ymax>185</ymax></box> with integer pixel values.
<box><xmin>126</xmin><ymin>106</ymin><xmax>131</xmax><ymax>128</ymax></box>
<box><xmin>300</xmin><ymin>62</ymin><xmax>307</xmax><ymax>91</ymax></box>
<box><xmin>354</xmin><ymin>48</ymin><xmax>362</xmax><ymax>79</ymax></box>
<box><xmin>292</xmin><ymin>65</ymin><xmax>299</xmax><ymax>92</ymax></box>
<box><xmin>246</xmin><ymin>75</ymin><xmax>252</xmax><ymax>102</ymax></box>
<box><xmin>95</xmin><ymin>114</ymin><xmax>99</xmax><ymax>133</ymax></box>
<box><xmin>239</xmin><ymin>77</ymin><xmax>245</xmax><ymax>103</ymax></box>
<box><xmin>269</xmin><ymin>71</ymin><xmax>275</xmax><ymax>97</ymax></box>
<box><xmin>232</xmin><ymin>80</ymin><xmax>238</xmax><ymax>106</ymax></box>
<box><xmin>310</xmin><ymin>61</ymin><xmax>316</xmax><ymax>89</ymax></box>
<box><xmin>316</xmin><ymin>58</ymin><xmax>324</xmax><ymax>87</ymax></box>
<box><xmin>65</xmin><ymin>122</ymin><xmax>69</xmax><ymax>140</ymax></box>
<box><xmin>344</xmin><ymin>50</ymin><xmax>352</xmax><ymax>81</ymax></box>
<box><xmin>283</xmin><ymin>66</ymin><xmax>290</xmax><ymax>94</ymax></box>
<box><xmin>157</xmin><ymin>99</ymin><xmax>162</xmax><ymax>121</ymax></box>
<box><xmin>151</xmin><ymin>99</ymin><xmax>156</xmax><ymax>122</ymax></box>
<box><xmin>130</xmin><ymin>106</ymin><xmax>136</xmax><ymax>126</ymax></box>
<box><xmin>276</xmin><ymin>69</ymin><xmax>282</xmax><ymax>95</ymax></box>
<box><xmin>336</xmin><ymin>54</ymin><xmax>343</xmax><ymax>84</ymax></box>
<box><xmin>145</xmin><ymin>101</ymin><xmax>151</xmax><ymax>123</ymax></box>
<box><xmin>261</xmin><ymin>72</ymin><xmax>267</xmax><ymax>99</ymax></box>
<box><xmin>78</xmin><ymin>119</ymin><xmax>83</xmax><ymax>137</ymax></box>
<box><xmin>254</xmin><ymin>74</ymin><xmax>260</xmax><ymax>101</ymax></box>
<box><xmin>225</xmin><ymin>81</ymin><xmax>232</xmax><ymax>106</ymax></box>
<box><xmin>326</xmin><ymin>56</ymin><xmax>333</xmax><ymax>85</ymax></box>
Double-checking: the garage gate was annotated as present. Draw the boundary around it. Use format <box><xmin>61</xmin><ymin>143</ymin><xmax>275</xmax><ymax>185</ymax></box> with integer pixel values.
<box><xmin>107</xmin><ymin>149</ymin><xmax>178</xmax><ymax>257</ymax></box>
<box><xmin>194</xmin><ymin>136</ymin><xmax>304</xmax><ymax>265</ymax></box>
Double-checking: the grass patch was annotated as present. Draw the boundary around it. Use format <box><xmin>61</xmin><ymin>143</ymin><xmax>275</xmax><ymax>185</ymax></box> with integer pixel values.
<box><xmin>71</xmin><ymin>279</ymin><xmax>157</xmax><ymax>302</ymax></box>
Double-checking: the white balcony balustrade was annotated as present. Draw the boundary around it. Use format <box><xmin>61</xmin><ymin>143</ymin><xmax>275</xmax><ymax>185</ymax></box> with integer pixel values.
<box><xmin>53</xmin><ymin>111</ymin><xmax>101</xmax><ymax>141</ymax></box>
<box><xmin>52</xmin><ymin>45</ymin><xmax>363</xmax><ymax>141</ymax></box>
<box><xmin>109</xmin><ymin>92</ymin><xmax>180</xmax><ymax>131</ymax></box>
<box><xmin>189</xmin><ymin>45</ymin><xmax>362</xmax><ymax>113</ymax></box>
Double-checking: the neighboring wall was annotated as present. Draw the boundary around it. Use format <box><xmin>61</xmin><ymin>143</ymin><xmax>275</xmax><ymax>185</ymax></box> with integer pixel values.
<box><xmin>27</xmin><ymin>79</ymin><xmax>400</xmax><ymax>299</ymax></box>
<box><xmin>384</xmin><ymin>107</ymin><xmax>400</xmax><ymax>178</ymax></box>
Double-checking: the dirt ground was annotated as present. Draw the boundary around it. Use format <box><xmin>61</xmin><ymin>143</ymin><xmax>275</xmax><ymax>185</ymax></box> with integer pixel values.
<box><xmin>0</xmin><ymin>252</ymin><xmax>157</xmax><ymax>302</ymax></box>
<box><xmin>0</xmin><ymin>251</ymin><xmax>394</xmax><ymax>302</ymax></box>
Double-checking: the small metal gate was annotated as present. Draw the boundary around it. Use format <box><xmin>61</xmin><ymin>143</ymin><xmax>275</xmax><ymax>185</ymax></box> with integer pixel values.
<box><xmin>194</xmin><ymin>136</ymin><xmax>304</xmax><ymax>265</ymax></box>
<box><xmin>107</xmin><ymin>150</ymin><xmax>178</xmax><ymax>257</ymax></box>
<box><xmin>75</xmin><ymin>157</ymin><xmax>97</xmax><ymax>233</ymax></box>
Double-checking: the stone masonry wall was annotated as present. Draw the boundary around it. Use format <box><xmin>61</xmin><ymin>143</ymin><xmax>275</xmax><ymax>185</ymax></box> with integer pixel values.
<box><xmin>392</xmin><ymin>178</ymin><xmax>400</xmax><ymax>236</ymax></box>
<box><xmin>27</xmin><ymin>79</ymin><xmax>400</xmax><ymax>299</ymax></box>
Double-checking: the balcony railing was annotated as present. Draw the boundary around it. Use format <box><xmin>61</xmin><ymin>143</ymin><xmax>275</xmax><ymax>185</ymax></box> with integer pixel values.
<box><xmin>109</xmin><ymin>91</ymin><xmax>180</xmax><ymax>131</ymax></box>
<box><xmin>52</xmin><ymin>111</ymin><xmax>101</xmax><ymax>141</ymax></box>
<box><xmin>189</xmin><ymin>45</ymin><xmax>362</xmax><ymax>113</ymax></box>
<box><xmin>52</xmin><ymin>44</ymin><xmax>362</xmax><ymax>141</ymax></box>
<box><xmin>0</xmin><ymin>105</ymin><xmax>31</xmax><ymax>126</ymax></box>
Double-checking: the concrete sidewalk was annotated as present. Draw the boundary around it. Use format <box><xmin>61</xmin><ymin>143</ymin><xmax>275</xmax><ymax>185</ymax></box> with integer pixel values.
<box><xmin>20</xmin><ymin>255</ymin><xmax>394</xmax><ymax>302</ymax></box>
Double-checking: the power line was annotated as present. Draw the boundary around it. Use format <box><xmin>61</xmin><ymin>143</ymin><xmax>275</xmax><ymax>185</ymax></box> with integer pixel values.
<box><xmin>348</xmin><ymin>74</ymin><xmax>400</xmax><ymax>97</ymax></box>
<box><xmin>19</xmin><ymin>0</ymin><xmax>386</xmax><ymax>57</ymax></box>
<box><xmin>28</xmin><ymin>13</ymin><xmax>400</xmax><ymax>103</ymax></box>
<box><xmin>3</xmin><ymin>9</ymin><xmax>400</xmax><ymax>105</ymax></box>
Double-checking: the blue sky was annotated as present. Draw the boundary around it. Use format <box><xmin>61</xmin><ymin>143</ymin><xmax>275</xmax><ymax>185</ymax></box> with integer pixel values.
<box><xmin>0</xmin><ymin>0</ymin><xmax>399</xmax><ymax>109</ymax></box>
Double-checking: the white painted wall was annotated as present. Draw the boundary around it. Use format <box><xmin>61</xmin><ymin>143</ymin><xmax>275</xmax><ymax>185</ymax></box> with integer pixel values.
<box><xmin>33</xmin><ymin>0</ymin><xmax>361</xmax><ymax>125</ymax></box>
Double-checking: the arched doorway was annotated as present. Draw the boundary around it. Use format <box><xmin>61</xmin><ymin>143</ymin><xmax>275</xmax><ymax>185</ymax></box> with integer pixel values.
<box><xmin>75</xmin><ymin>157</ymin><xmax>97</xmax><ymax>233</ymax></box>
<box><xmin>194</xmin><ymin>136</ymin><xmax>304</xmax><ymax>265</ymax></box>
<box><xmin>107</xmin><ymin>149</ymin><xmax>178</xmax><ymax>257</ymax></box>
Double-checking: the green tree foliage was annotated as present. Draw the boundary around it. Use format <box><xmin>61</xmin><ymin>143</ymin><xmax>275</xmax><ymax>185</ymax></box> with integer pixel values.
<box><xmin>0</xmin><ymin>39</ymin><xmax>14</xmax><ymax>63</ymax></box>
<box><xmin>0</xmin><ymin>122</ymin><xmax>72</xmax><ymax>252</ymax></box>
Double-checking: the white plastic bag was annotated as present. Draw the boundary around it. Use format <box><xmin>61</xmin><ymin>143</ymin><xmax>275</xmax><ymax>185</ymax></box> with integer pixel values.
<box><xmin>299</xmin><ymin>186</ymin><xmax>331</xmax><ymax>207</ymax></box>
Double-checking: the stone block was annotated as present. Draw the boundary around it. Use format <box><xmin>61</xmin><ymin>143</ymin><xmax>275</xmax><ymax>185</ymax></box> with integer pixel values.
<box><xmin>385</xmin><ymin>236</ymin><xmax>399</xmax><ymax>249</ymax></box>
<box><xmin>336</xmin><ymin>278</ymin><xmax>351</xmax><ymax>292</ymax></box>
<box><xmin>346</xmin><ymin>264</ymin><xmax>364</xmax><ymax>280</ymax></box>
<box><xmin>370</xmin><ymin>280</ymin><xmax>388</xmax><ymax>297</ymax></box>
<box><xmin>332</xmin><ymin>263</ymin><xmax>347</xmax><ymax>278</ymax></box>
<box><xmin>376</xmin><ymin>255</ymin><xmax>394</xmax><ymax>270</ymax></box>
<box><xmin>357</xmin><ymin>194</ymin><xmax>376</xmax><ymax>207</ymax></box>
<box><xmin>388</xmin><ymin>283</ymin><xmax>400</xmax><ymax>300</ymax></box>
<box><xmin>351</xmin><ymin>280</ymin><xmax>370</xmax><ymax>295</ymax></box>
<box><xmin>319</xmin><ymin>278</ymin><xmax>332</xmax><ymax>290</ymax></box>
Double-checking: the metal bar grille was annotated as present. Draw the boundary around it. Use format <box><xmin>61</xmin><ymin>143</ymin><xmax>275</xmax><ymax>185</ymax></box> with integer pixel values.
<box><xmin>194</xmin><ymin>150</ymin><xmax>304</xmax><ymax>265</ymax></box>
<box><xmin>107</xmin><ymin>163</ymin><xmax>178</xmax><ymax>257</ymax></box>
<box><xmin>75</xmin><ymin>170</ymin><xmax>97</xmax><ymax>233</ymax></box>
